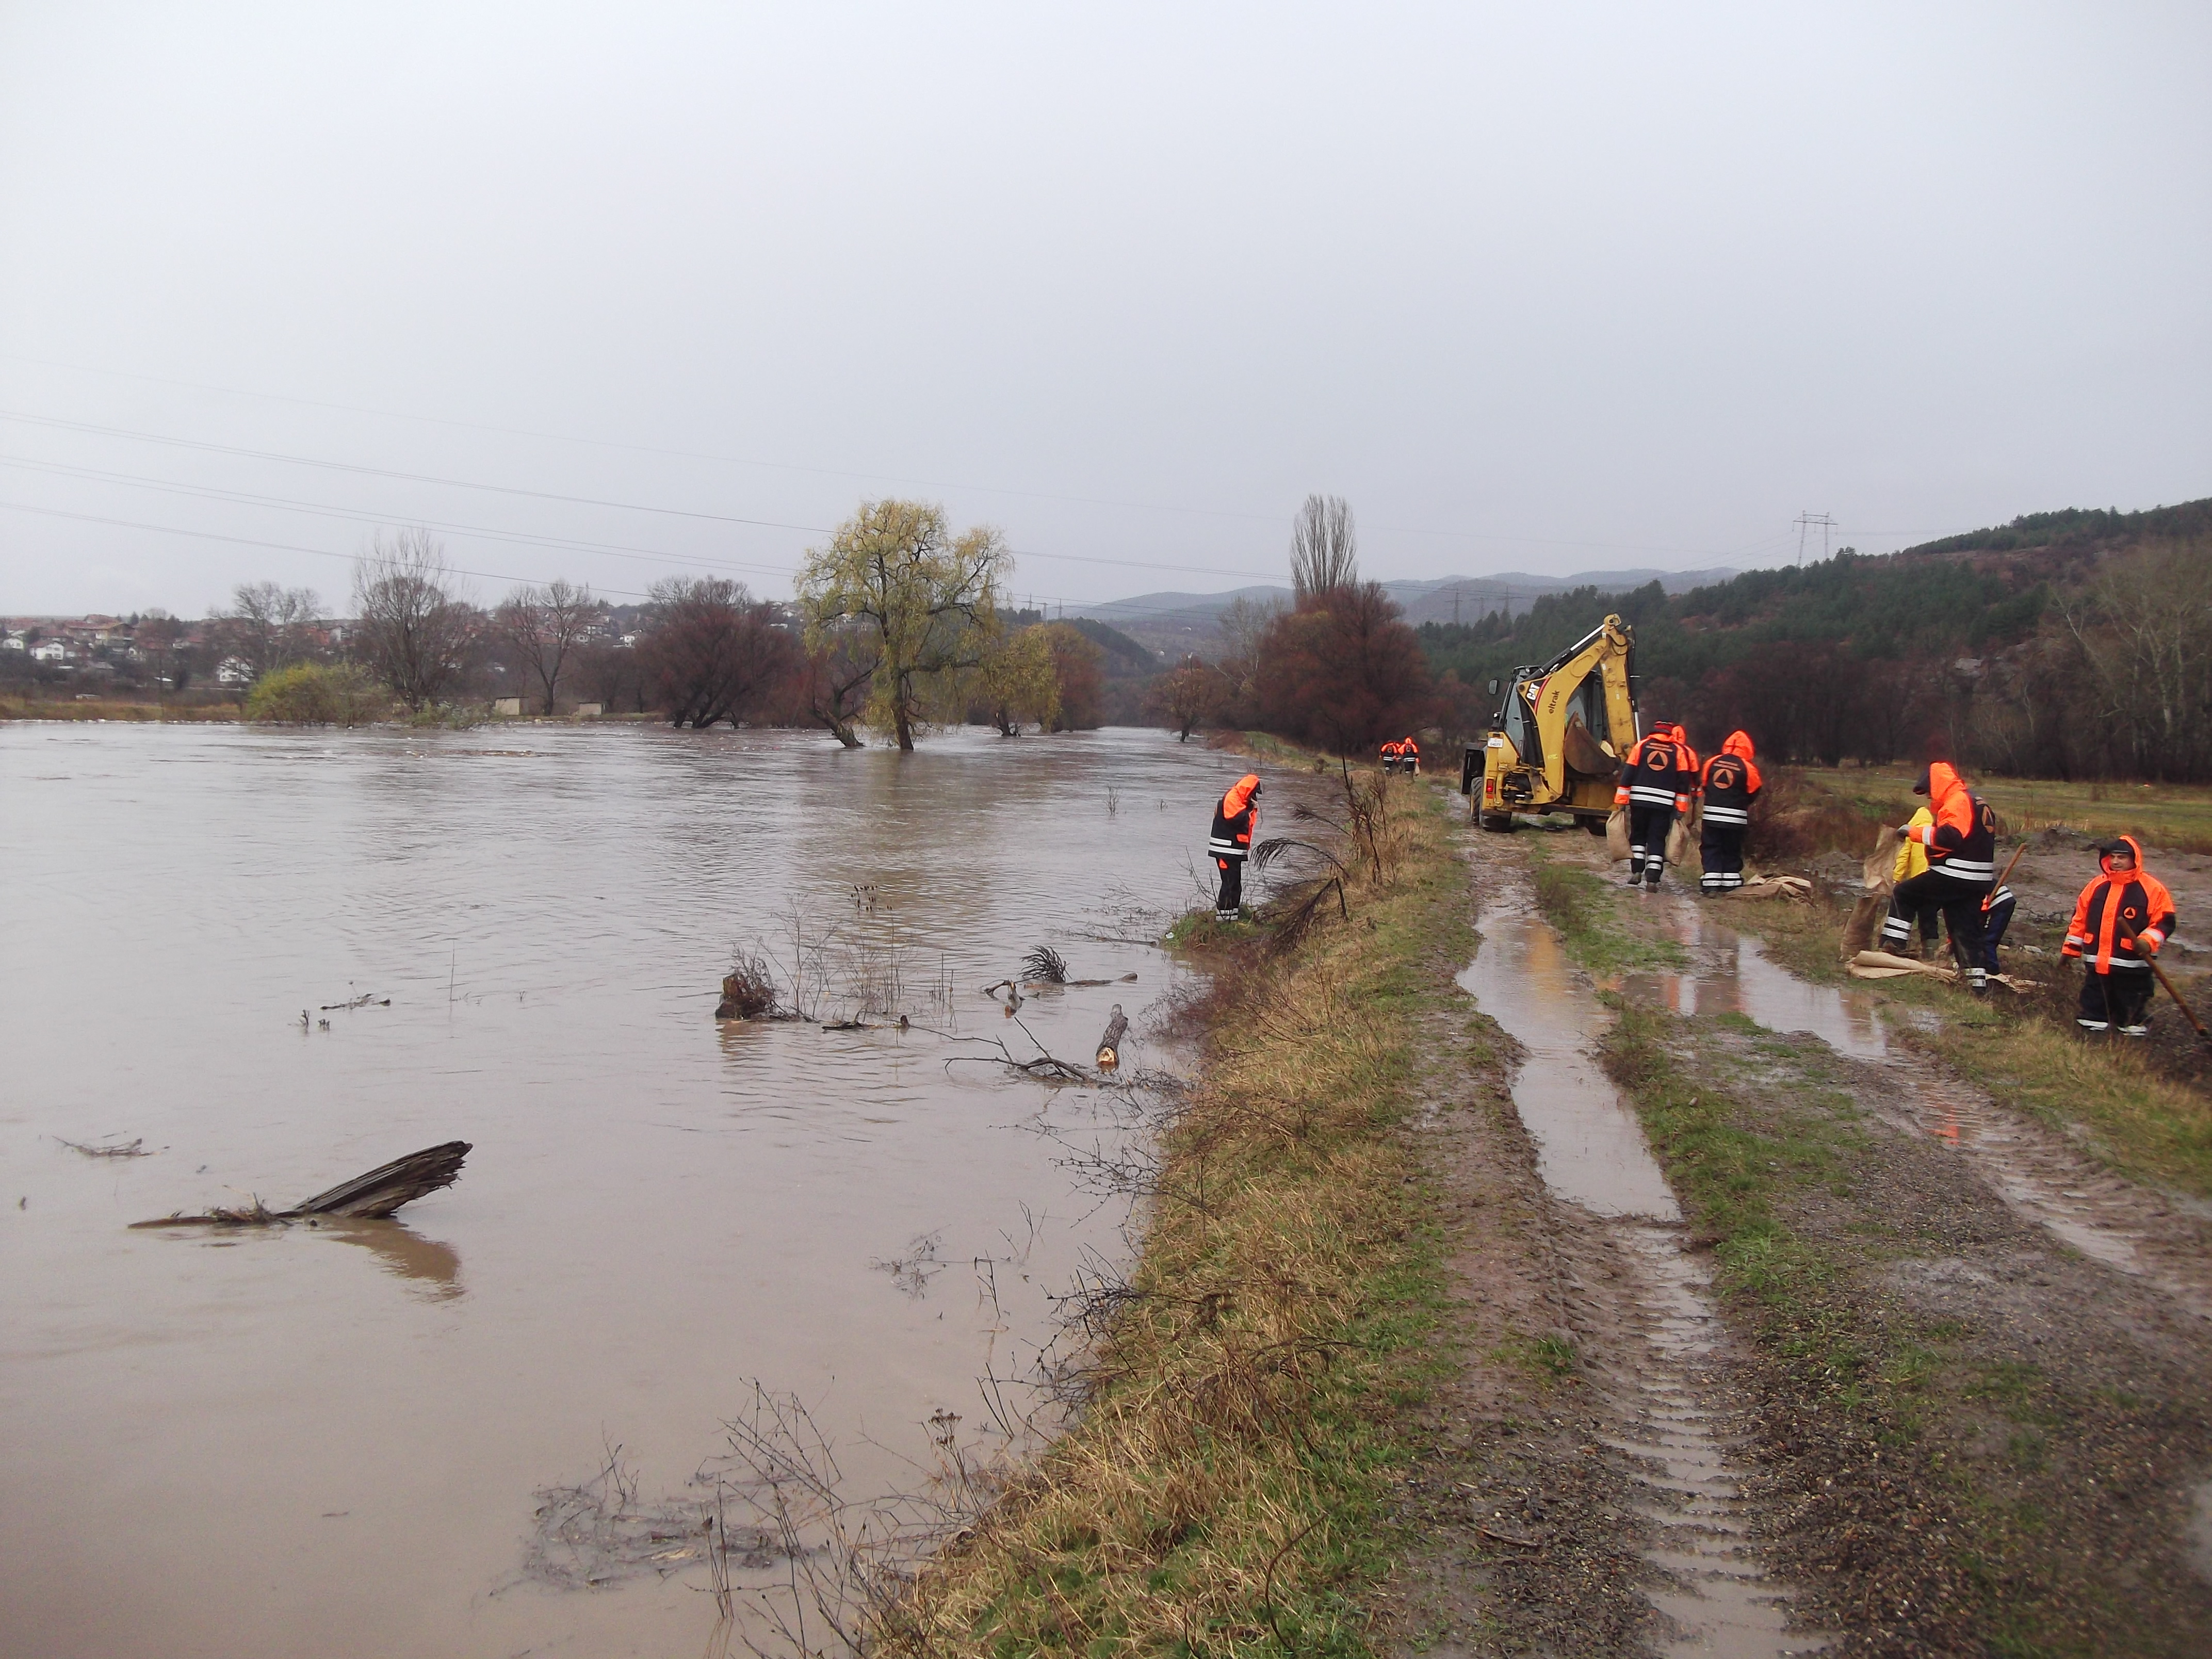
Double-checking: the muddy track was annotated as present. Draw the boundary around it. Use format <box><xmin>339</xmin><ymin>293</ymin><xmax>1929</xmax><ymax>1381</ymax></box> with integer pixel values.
<box><xmin>1427</xmin><ymin>824</ymin><xmax>2212</xmax><ymax>1654</ymax></box>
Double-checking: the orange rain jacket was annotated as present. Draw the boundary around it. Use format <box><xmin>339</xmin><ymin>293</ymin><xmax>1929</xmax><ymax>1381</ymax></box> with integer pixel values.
<box><xmin>1616</xmin><ymin>723</ymin><xmax>1698</xmax><ymax>814</ymax></box>
<box><xmin>1698</xmin><ymin>730</ymin><xmax>1762</xmax><ymax>827</ymax></box>
<box><xmin>1207</xmin><ymin>774</ymin><xmax>1261</xmax><ymax>864</ymax></box>
<box><xmin>1907</xmin><ymin>762</ymin><xmax>1996</xmax><ymax>883</ymax></box>
<box><xmin>2063</xmin><ymin>834</ymin><xmax>2177</xmax><ymax>973</ymax></box>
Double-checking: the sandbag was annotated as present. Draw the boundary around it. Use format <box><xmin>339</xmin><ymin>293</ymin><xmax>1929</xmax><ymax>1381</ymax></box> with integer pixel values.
<box><xmin>1731</xmin><ymin>874</ymin><xmax>1811</xmax><ymax>902</ymax></box>
<box><xmin>1664</xmin><ymin>802</ymin><xmax>1697</xmax><ymax>870</ymax></box>
<box><xmin>1605</xmin><ymin>809</ymin><xmax>1630</xmax><ymax>861</ymax></box>
<box><xmin>1863</xmin><ymin>825</ymin><xmax>1901</xmax><ymax>897</ymax></box>
<box><xmin>1841</xmin><ymin>892</ymin><xmax>1888</xmax><ymax>957</ymax></box>
<box><xmin>1849</xmin><ymin>948</ymin><xmax>1955</xmax><ymax>980</ymax></box>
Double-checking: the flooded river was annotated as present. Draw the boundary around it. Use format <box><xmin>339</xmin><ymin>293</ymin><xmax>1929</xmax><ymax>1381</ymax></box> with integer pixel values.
<box><xmin>0</xmin><ymin>722</ymin><xmax>1281</xmax><ymax>1659</ymax></box>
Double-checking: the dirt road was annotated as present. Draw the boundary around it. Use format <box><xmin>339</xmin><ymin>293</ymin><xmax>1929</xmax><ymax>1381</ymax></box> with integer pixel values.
<box><xmin>1394</xmin><ymin>821</ymin><xmax>2212</xmax><ymax>1657</ymax></box>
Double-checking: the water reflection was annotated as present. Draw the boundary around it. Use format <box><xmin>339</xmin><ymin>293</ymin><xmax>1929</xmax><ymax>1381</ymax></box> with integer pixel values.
<box><xmin>1</xmin><ymin>723</ymin><xmax>1313</xmax><ymax>1659</ymax></box>
<box><xmin>1615</xmin><ymin>904</ymin><xmax>1888</xmax><ymax>1059</ymax></box>
<box><xmin>319</xmin><ymin>1219</ymin><xmax>465</xmax><ymax>1299</ymax></box>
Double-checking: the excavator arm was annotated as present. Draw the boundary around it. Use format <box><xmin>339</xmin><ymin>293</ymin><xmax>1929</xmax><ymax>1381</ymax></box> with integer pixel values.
<box><xmin>1467</xmin><ymin>614</ymin><xmax>1638</xmax><ymax>830</ymax></box>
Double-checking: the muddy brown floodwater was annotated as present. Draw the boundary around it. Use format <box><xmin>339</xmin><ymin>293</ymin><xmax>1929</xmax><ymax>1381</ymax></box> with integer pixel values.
<box><xmin>1458</xmin><ymin>890</ymin><xmax>1830</xmax><ymax>1657</ymax></box>
<box><xmin>0</xmin><ymin>723</ymin><xmax>1309</xmax><ymax>1659</ymax></box>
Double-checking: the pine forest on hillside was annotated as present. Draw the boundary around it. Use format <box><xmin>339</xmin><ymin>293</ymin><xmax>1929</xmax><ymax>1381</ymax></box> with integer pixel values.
<box><xmin>1417</xmin><ymin>499</ymin><xmax>2212</xmax><ymax>782</ymax></box>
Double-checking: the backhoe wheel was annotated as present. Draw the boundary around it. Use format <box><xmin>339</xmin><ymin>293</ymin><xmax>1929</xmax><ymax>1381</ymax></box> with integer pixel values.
<box><xmin>1582</xmin><ymin>816</ymin><xmax>1608</xmax><ymax>836</ymax></box>
<box><xmin>1478</xmin><ymin>810</ymin><xmax>1518</xmax><ymax>833</ymax></box>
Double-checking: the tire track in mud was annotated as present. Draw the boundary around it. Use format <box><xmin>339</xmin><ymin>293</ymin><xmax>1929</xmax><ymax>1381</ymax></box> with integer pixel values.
<box><xmin>1457</xmin><ymin>870</ymin><xmax>1830</xmax><ymax>1657</ymax></box>
<box><xmin>1625</xmin><ymin>893</ymin><xmax>2212</xmax><ymax>1326</ymax></box>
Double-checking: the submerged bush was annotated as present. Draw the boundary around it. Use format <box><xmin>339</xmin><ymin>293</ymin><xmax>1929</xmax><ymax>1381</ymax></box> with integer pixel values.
<box><xmin>243</xmin><ymin>663</ymin><xmax>383</xmax><ymax>726</ymax></box>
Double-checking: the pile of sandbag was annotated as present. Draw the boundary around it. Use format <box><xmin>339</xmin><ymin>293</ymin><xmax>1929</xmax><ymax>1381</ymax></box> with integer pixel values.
<box><xmin>1847</xmin><ymin>948</ymin><xmax>1953</xmax><ymax>981</ymax></box>
<box><xmin>1729</xmin><ymin>874</ymin><xmax>1812</xmax><ymax>901</ymax></box>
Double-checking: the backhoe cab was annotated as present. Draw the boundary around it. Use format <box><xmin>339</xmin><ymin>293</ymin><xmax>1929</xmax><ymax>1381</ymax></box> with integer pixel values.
<box><xmin>1459</xmin><ymin>613</ymin><xmax>1639</xmax><ymax>833</ymax></box>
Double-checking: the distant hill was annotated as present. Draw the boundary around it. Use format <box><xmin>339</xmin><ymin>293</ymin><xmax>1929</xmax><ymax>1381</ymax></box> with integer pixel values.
<box><xmin>1417</xmin><ymin>495</ymin><xmax>2211</xmax><ymax>695</ymax></box>
<box><xmin>1077</xmin><ymin>566</ymin><xmax>1738</xmax><ymax>660</ymax></box>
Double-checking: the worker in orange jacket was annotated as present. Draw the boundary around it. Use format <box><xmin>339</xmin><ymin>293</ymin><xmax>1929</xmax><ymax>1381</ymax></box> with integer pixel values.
<box><xmin>1615</xmin><ymin>722</ymin><xmax>1698</xmax><ymax>890</ymax></box>
<box><xmin>1206</xmin><ymin>773</ymin><xmax>1263</xmax><ymax>921</ymax></box>
<box><xmin>1879</xmin><ymin>762</ymin><xmax>1997</xmax><ymax>994</ymax></box>
<box><xmin>1401</xmin><ymin>735</ymin><xmax>1420</xmax><ymax>776</ymax></box>
<box><xmin>2062</xmin><ymin>835</ymin><xmax>2176</xmax><ymax>1036</ymax></box>
<box><xmin>1697</xmin><ymin>730</ymin><xmax>1762</xmax><ymax>895</ymax></box>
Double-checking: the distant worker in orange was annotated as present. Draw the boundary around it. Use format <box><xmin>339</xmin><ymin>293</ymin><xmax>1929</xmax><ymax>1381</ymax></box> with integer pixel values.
<box><xmin>1379</xmin><ymin>738</ymin><xmax>1403</xmax><ymax>773</ymax></box>
<box><xmin>2062</xmin><ymin>835</ymin><xmax>2175</xmax><ymax>1036</ymax></box>
<box><xmin>1401</xmin><ymin>735</ymin><xmax>1421</xmax><ymax>775</ymax></box>
<box><xmin>1697</xmin><ymin>730</ymin><xmax>1762</xmax><ymax>895</ymax></box>
<box><xmin>1206</xmin><ymin>772</ymin><xmax>1264</xmax><ymax>922</ymax></box>
<box><xmin>1615</xmin><ymin>720</ymin><xmax>1697</xmax><ymax>890</ymax></box>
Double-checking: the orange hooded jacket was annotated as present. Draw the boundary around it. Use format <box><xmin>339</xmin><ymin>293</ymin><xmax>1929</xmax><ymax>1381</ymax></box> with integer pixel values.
<box><xmin>1909</xmin><ymin>762</ymin><xmax>1996</xmax><ymax>881</ymax></box>
<box><xmin>2063</xmin><ymin>834</ymin><xmax>2177</xmax><ymax>973</ymax></box>
<box><xmin>1207</xmin><ymin>774</ymin><xmax>1261</xmax><ymax>862</ymax></box>
<box><xmin>1698</xmin><ymin>730</ymin><xmax>1762</xmax><ymax>825</ymax></box>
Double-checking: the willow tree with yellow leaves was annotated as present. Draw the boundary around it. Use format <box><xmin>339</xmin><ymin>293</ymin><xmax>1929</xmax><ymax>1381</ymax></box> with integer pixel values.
<box><xmin>796</xmin><ymin>499</ymin><xmax>1011</xmax><ymax>751</ymax></box>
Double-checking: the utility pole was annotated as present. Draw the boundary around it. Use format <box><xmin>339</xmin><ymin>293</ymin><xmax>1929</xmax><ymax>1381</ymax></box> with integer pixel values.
<box><xmin>1794</xmin><ymin>511</ymin><xmax>1835</xmax><ymax>566</ymax></box>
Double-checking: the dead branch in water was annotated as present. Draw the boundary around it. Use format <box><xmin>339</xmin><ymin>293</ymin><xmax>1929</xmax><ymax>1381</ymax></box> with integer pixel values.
<box><xmin>55</xmin><ymin>1136</ymin><xmax>149</xmax><ymax>1159</ymax></box>
<box><xmin>1020</xmin><ymin>944</ymin><xmax>1068</xmax><ymax>984</ymax></box>
<box><xmin>129</xmin><ymin>1141</ymin><xmax>471</xmax><ymax>1228</ymax></box>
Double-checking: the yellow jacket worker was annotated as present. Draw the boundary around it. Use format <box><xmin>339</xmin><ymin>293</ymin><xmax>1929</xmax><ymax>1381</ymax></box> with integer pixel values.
<box><xmin>1893</xmin><ymin>805</ymin><xmax>1940</xmax><ymax>958</ymax></box>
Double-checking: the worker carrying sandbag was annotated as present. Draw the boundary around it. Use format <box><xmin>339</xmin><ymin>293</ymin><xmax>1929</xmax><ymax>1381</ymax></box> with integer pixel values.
<box><xmin>2062</xmin><ymin>835</ymin><xmax>2175</xmax><ymax>1036</ymax></box>
<box><xmin>1400</xmin><ymin>736</ymin><xmax>1420</xmax><ymax>776</ymax></box>
<box><xmin>1697</xmin><ymin>730</ymin><xmax>1762</xmax><ymax>895</ymax></box>
<box><xmin>1878</xmin><ymin>762</ymin><xmax>1997</xmax><ymax>995</ymax></box>
<box><xmin>1207</xmin><ymin>772</ymin><xmax>1263</xmax><ymax>922</ymax></box>
<box><xmin>1615</xmin><ymin>721</ymin><xmax>1697</xmax><ymax>890</ymax></box>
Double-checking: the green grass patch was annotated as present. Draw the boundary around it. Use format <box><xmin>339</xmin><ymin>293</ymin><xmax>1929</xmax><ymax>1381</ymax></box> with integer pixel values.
<box><xmin>1528</xmin><ymin>858</ymin><xmax>1689</xmax><ymax>976</ymax></box>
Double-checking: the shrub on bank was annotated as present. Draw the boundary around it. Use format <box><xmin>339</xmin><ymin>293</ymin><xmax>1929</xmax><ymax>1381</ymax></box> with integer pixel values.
<box><xmin>243</xmin><ymin>663</ymin><xmax>383</xmax><ymax>726</ymax></box>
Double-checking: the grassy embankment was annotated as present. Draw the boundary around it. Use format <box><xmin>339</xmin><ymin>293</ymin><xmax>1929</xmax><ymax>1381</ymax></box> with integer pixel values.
<box><xmin>882</xmin><ymin>764</ymin><xmax>1473</xmax><ymax>1656</ymax></box>
<box><xmin>1722</xmin><ymin>770</ymin><xmax>2212</xmax><ymax>1200</ymax></box>
<box><xmin>1806</xmin><ymin>762</ymin><xmax>2212</xmax><ymax>857</ymax></box>
<box><xmin>1530</xmin><ymin>867</ymin><xmax>2212</xmax><ymax>1651</ymax></box>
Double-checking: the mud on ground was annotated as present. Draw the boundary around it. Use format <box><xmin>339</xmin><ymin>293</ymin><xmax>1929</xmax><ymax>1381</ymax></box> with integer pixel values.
<box><xmin>1376</xmin><ymin>999</ymin><xmax>1661</xmax><ymax>1657</ymax></box>
<box><xmin>1395</xmin><ymin>809</ymin><xmax>2212</xmax><ymax>1655</ymax></box>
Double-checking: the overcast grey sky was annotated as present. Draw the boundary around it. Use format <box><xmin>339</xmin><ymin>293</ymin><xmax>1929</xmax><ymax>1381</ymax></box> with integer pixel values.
<box><xmin>2</xmin><ymin>2</ymin><xmax>2206</xmax><ymax>619</ymax></box>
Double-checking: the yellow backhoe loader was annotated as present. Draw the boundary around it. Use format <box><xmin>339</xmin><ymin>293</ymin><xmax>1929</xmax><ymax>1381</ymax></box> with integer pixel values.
<box><xmin>1459</xmin><ymin>613</ymin><xmax>1639</xmax><ymax>833</ymax></box>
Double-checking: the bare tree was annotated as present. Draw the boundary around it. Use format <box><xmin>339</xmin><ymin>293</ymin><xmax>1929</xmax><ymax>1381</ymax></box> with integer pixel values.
<box><xmin>496</xmin><ymin>579</ymin><xmax>597</xmax><ymax>714</ymax></box>
<box><xmin>218</xmin><ymin>581</ymin><xmax>323</xmax><ymax>682</ymax></box>
<box><xmin>637</xmin><ymin>576</ymin><xmax>794</xmax><ymax>728</ymax></box>
<box><xmin>1289</xmin><ymin>494</ymin><xmax>1359</xmax><ymax>603</ymax></box>
<box><xmin>352</xmin><ymin>531</ymin><xmax>475</xmax><ymax>710</ymax></box>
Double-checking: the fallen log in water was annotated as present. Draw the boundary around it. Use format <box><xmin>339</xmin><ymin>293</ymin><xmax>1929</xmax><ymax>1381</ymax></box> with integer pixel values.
<box><xmin>129</xmin><ymin>1141</ymin><xmax>472</xmax><ymax>1228</ymax></box>
<box><xmin>1095</xmin><ymin>1004</ymin><xmax>1129</xmax><ymax>1070</ymax></box>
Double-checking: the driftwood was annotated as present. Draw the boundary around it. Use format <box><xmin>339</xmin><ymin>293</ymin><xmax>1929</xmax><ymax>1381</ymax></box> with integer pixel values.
<box><xmin>130</xmin><ymin>1141</ymin><xmax>471</xmax><ymax>1228</ymax></box>
<box><xmin>1095</xmin><ymin>1004</ymin><xmax>1129</xmax><ymax>1071</ymax></box>
<box><xmin>56</xmin><ymin>1136</ymin><xmax>149</xmax><ymax>1159</ymax></box>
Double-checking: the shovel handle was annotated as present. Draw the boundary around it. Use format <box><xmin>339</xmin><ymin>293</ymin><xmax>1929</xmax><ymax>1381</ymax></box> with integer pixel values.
<box><xmin>2115</xmin><ymin>914</ymin><xmax>2212</xmax><ymax>1044</ymax></box>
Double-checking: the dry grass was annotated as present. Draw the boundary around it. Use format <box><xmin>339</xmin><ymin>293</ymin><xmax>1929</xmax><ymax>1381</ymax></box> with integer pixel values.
<box><xmin>1798</xmin><ymin>764</ymin><xmax>2212</xmax><ymax>856</ymax></box>
<box><xmin>880</xmin><ymin>772</ymin><xmax>1466</xmax><ymax>1656</ymax></box>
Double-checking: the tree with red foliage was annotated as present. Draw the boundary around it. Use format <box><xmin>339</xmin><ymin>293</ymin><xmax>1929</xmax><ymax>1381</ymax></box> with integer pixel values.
<box><xmin>638</xmin><ymin>577</ymin><xmax>795</xmax><ymax>728</ymax></box>
<box><xmin>1257</xmin><ymin>581</ymin><xmax>1432</xmax><ymax>756</ymax></box>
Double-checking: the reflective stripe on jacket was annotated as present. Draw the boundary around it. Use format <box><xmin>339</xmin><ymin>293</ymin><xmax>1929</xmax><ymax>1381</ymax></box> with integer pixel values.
<box><xmin>1207</xmin><ymin>773</ymin><xmax>1261</xmax><ymax>861</ymax></box>
<box><xmin>1914</xmin><ymin>763</ymin><xmax>1996</xmax><ymax>883</ymax></box>
<box><xmin>2063</xmin><ymin>834</ymin><xmax>2177</xmax><ymax>973</ymax></box>
<box><xmin>1699</xmin><ymin>730</ymin><xmax>1762</xmax><ymax>827</ymax></box>
<box><xmin>1616</xmin><ymin>727</ymin><xmax>1697</xmax><ymax>812</ymax></box>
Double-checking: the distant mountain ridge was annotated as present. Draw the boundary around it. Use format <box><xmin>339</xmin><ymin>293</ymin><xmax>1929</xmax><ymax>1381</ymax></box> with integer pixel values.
<box><xmin>1074</xmin><ymin>566</ymin><xmax>1738</xmax><ymax>657</ymax></box>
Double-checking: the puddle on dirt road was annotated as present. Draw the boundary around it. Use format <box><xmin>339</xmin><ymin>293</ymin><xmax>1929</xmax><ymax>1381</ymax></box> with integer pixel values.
<box><xmin>1460</xmin><ymin>896</ymin><xmax>1826</xmax><ymax>1656</ymax></box>
<box><xmin>0</xmin><ymin>724</ymin><xmax>1329</xmax><ymax>1659</ymax></box>
<box><xmin>1637</xmin><ymin>893</ymin><xmax>2212</xmax><ymax>1322</ymax></box>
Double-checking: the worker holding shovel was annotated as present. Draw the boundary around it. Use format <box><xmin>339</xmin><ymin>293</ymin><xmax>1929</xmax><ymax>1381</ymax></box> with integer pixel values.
<box><xmin>2062</xmin><ymin>835</ymin><xmax>2176</xmax><ymax>1036</ymax></box>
